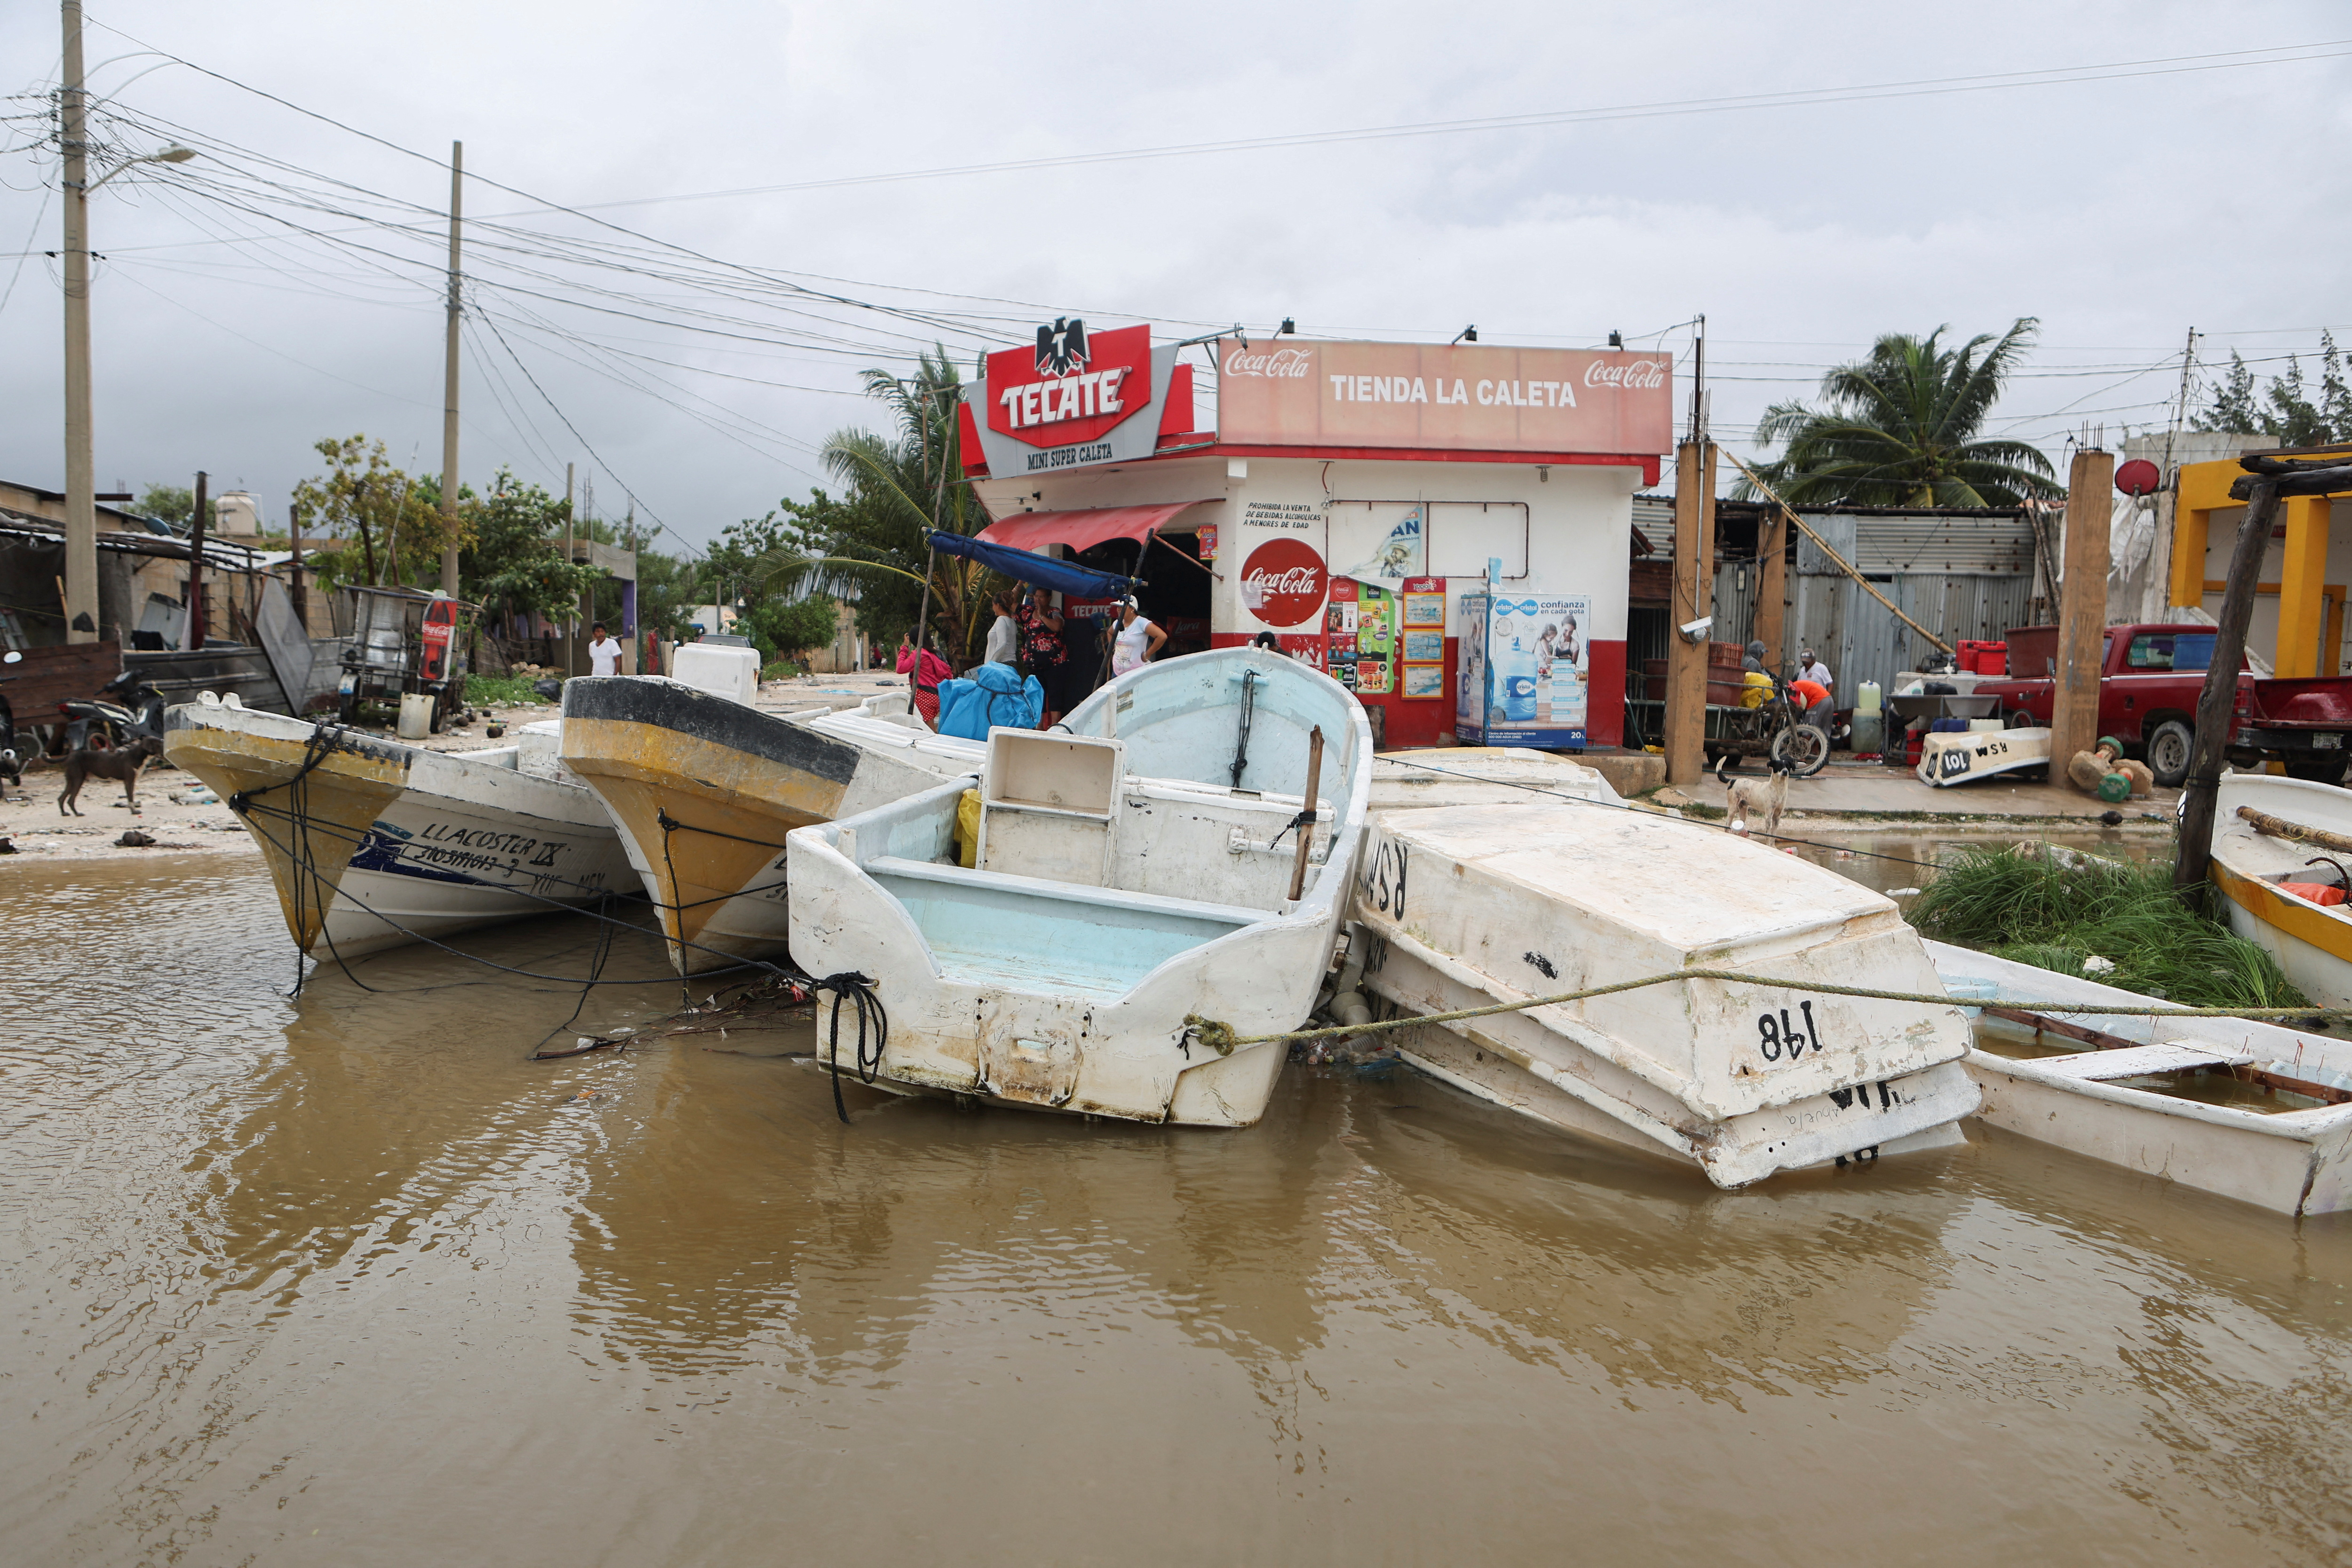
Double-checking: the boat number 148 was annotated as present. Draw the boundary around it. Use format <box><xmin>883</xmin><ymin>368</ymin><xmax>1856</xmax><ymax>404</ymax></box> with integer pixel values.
<box><xmin>1757</xmin><ymin>1000</ymin><xmax>1826</xmax><ymax>1063</ymax></box>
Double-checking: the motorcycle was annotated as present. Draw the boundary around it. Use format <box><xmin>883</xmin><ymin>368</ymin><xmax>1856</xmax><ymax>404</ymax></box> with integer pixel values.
<box><xmin>55</xmin><ymin>667</ymin><xmax>167</xmax><ymax>752</ymax></box>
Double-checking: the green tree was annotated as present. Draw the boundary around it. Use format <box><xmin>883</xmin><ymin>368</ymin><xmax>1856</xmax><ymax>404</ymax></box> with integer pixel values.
<box><xmin>2196</xmin><ymin>335</ymin><xmax>2352</xmax><ymax>446</ymax></box>
<box><xmin>1746</xmin><ymin>319</ymin><xmax>2060</xmax><ymax>507</ymax></box>
<box><xmin>739</xmin><ymin>594</ymin><xmax>842</xmax><ymax>665</ymax></box>
<box><xmin>764</xmin><ymin>346</ymin><xmax>1001</xmax><ymax>666</ymax></box>
<box><xmin>290</xmin><ymin>435</ymin><xmax>469</xmax><ymax>590</ymax></box>
<box><xmin>456</xmin><ymin>468</ymin><xmax>604</xmax><ymax>624</ymax></box>
<box><xmin>633</xmin><ymin>547</ymin><xmax>703</xmax><ymax>641</ymax></box>
<box><xmin>135</xmin><ymin>483</ymin><xmax>214</xmax><ymax>532</ymax></box>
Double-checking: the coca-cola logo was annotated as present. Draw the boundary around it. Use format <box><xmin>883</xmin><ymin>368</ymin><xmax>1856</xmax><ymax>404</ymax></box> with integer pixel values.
<box><xmin>1583</xmin><ymin>357</ymin><xmax>1668</xmax><ymax>390</ymax></box>
<box><xmin>1240</xmin><ymin>538</ymin><xmax>1328</xmax><ymax>627</ymax></box>
<box><xmin>1224</xmin><ymin>345</ymin><xmax>1314</xmax><ymax>379</ymax></box>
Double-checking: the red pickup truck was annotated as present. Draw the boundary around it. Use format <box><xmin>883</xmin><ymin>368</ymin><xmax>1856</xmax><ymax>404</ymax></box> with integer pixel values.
<box><xmin>1974</xmin><ymin>624</ymin><xmax>2352</xmax><ymax>786</ymax></box>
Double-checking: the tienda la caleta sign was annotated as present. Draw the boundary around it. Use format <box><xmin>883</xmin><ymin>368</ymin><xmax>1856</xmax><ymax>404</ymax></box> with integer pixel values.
<box><xmin>1216</xmin><ymin>340</ymin><xmax>1673</xmax><ymax>457</ymax></box>
<box><xmin>969</xmin><ymin>318</ymin><xmax>1178</xmax><ymax>476</ymax></box>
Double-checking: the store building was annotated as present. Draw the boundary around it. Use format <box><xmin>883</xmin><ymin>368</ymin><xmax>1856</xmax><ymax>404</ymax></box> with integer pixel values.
<box><xmin>957</xmin><ymin>323</ymin><xmax>1673</xmax><ymax>748</ymax></box>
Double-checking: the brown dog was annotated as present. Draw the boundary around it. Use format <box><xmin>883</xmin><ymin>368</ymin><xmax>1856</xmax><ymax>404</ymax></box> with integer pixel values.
<box><xmin>59</xmin><ymin>735</ymin><xmax>162</xmax><ymax>817</ymax></box>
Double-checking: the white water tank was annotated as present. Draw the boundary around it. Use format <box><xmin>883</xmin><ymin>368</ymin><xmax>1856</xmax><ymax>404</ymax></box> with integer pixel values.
<box><xmin>213</xmin><ymin>490</ymin><xmax>262</xmax><ymax>539</ymax></box>
<box><xmin>670</xmin><ymin>640</ymin><xmax>761</xmax><ymax>705</ymax></box>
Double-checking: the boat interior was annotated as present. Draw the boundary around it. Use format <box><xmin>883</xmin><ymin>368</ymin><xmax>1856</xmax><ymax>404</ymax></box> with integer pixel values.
<box><xmin>817</xmin><ymin>705</ymin><xmax>1351</xmax><ymax>999</ymax></box>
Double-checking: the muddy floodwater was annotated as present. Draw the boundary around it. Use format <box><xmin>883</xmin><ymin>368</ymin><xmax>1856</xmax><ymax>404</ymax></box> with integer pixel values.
<box><xmin>5</xmin><ymin>849</ymin><xmax>2350</xmax><ymax>1566</ymax></box>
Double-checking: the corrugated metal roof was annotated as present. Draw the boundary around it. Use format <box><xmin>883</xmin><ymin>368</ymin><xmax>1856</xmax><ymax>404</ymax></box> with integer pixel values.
<box><xmin>1634</xmin><ymin>497</ymin><xmax>2034</xmax><ymax>575</ymax></box>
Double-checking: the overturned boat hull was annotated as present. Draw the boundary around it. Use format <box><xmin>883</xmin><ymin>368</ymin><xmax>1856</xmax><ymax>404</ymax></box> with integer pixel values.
<box><xmin>559</xmin><ymin>677</ymin><xmax>980</xmax><ymax>974</ymax></box>
<box><xmin>1916</xmin><ymin>725</ymin><xmax>2051</xmax><ymax>786</ymax></box>
<box><xmin>1932</xmin><ymin>943</ymin><xmax>2352</xmax><ymax>1216</ymax></box>
<box><xmin>164</xmin><ymin>703</ymin><xmax>633</xmax><ymax>958</ymax></box>
<box><xmin>1351</xmin><ymin>803</ymin><xmax>1979</xmax><ymax>1187</ymax></box>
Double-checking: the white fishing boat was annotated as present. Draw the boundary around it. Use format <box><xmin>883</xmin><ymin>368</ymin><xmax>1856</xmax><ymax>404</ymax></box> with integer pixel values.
<box><xmin>2208</xmin><ymin>772</ymin><xmax>2352</xmax><ymax>1008</ymax></box>
<box><xmin>559</xmin><ymin>676</ymin><xmax>985</xmax><ymax>974</ymax></box>
<box><xmin>1916</xmin><ymin>725</ymin><xmax>2052</xmax><ymax>787</ymax></box>
<box><xmin>1348</xmin><ymin>801</ymin><xmax>1980</xmax><ymax>1188</ymax></box>
<box><xmin>164</xmin><ymin>699</ymin><xmax>636</xmax><ymax>959</ymax></box>
<box><xmin>1931</xmin><ymin>942</ymin><xmax>2352</xmax><ymax>1215</ymax></box>
<box><xmin>785</xmin><ymin>648</ymin><xmax>1374</xmax><ymax>1126</ymax></box>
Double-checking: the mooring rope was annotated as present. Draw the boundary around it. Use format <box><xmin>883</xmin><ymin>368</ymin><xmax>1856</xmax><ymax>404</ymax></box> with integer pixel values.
<box><xmin>1184</xmin><ymin>967</ymin><xmax>2352</xmax><ymax>1055</ymax></box>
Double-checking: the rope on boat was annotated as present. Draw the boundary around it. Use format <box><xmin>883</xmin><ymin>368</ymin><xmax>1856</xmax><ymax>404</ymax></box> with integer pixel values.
<box><xmin>810</xmin><ymin>971</ymin><xmax>888</xmax><ymax>1125</ymax></box>
<box><xmin>1184</xmin><ymin>968</ymin><xmax>2352</xmax><ymax>1054</ymax></box>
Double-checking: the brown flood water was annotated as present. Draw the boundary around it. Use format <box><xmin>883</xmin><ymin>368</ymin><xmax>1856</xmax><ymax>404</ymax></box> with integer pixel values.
<box><xmin>4</xmin><ymin>851</ymin><xmax>2350</xmax><ymax>1567</ymax></box>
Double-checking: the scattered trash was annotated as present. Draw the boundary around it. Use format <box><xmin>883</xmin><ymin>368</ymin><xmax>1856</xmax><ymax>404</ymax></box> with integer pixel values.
<box><xmin>532</xmin><ymin>678</ymin><xmax>563</xmax><ymax>700</ymax></box>
<box><xmin>533</xmin><ymin>1034</ymin><xmax>628</xmax><ymax>1061</ymax></box>
<box><xmin>115</xmin><ymin>829</ymin><xmax>155</xmax><ymax>847</ymax></box>
<box><xmin>2099</xmin><ymin>808</ymin><xmax>2125</xmax><ymax>826</ymax></box>
<box><xmin>169</xmin><ymin>785</ymin><xmax>220</xmax><ymax>806</ymax></box>
<box><xmin>0</xmin><ymin>836</ymin><xmax>15</xmax><ymax>855</ymax></box>
<box><xmin>1887</xmin><ymin>887</ymin><xmax>1922</xmax><ymax>897</ymax></box>
<box><xmin>485</xmin><ymin>724</ymin><xmax>505</xmax><ymax>739</ymax></box>
<box><xmin>2083</xmin><ymin>955</ymin><xmax>2118</xmax><ymax>975</ymax></box>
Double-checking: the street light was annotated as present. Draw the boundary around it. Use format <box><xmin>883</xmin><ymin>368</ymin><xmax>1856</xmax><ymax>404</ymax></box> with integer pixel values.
<box><xmin>60</xmin><ymin>0</ymin><xmax>199</xmax><ymax>641</ymax></box>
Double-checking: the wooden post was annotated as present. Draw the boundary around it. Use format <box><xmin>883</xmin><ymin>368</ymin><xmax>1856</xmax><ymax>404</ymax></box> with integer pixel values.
<box><xmin>2176</xmin><ymin>478</ymin><xmax>2280</xmax><ymax>896</ymax></box>
<box><xmin>2050</xmin><ymin>448</ymin><xmax>2114</xmax><ymax>771</ymax></box>
<box><xmin>1664</xmin><ymin>440</ymin><xmax>1717</xmax><ymax>786</ymax></box>
<box><xmin>1289</xmin><ymin>725</ymin><xmax>1325</xmax><ymax>902</ymax></box>
<box><xmin>287</xmin><ymin>500</ymin><xmax>308</xmax><ymax>630</ymax></box>
<box><xmin>1755</xmin><ymin>505</ymin><xmax>1786</xmax><ymax>671</ymax></box>
<box><xmin>187</xmin><ymin>470</ymin><xmax>209</xmax><ymax>649</ymax></box>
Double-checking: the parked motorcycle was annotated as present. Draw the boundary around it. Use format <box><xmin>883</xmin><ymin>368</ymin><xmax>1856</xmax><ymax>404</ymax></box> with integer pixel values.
<box><xmin>55</xmin><ymin>668</ymin><xmax>167</xmax><ymax>752</ymax></box>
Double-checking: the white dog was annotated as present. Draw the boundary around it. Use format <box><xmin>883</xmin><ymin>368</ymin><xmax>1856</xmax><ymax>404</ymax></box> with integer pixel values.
<box><xmin>1718</xmin><ymin>754</ymin><xmax>1791</xmax><ymax>842</ymax></box>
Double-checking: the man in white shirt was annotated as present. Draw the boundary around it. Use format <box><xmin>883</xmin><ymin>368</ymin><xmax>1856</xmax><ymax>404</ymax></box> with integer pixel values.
<box><xmin>1798</xmin><ymin>647</ymin><xmax>1832</xmax><ymax>695</ymax></box>
<box><xmin>588</xmin><ymin>621</ymin><xmax>623</xmax><ymax>677</ymax></box>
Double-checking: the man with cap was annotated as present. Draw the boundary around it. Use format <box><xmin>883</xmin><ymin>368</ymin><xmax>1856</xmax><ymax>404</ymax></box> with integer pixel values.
<box><xmin>1798</xmin><ymin>647</ymin><xmax>1833</xmax><ymax>696</ymax></box>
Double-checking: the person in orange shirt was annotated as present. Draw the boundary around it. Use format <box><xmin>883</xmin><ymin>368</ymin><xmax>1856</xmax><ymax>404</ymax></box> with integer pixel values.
<box><xmin>1787</xmin><ymin>675</ymin><xmax>1832</xmax><ymax>731</ymax></box>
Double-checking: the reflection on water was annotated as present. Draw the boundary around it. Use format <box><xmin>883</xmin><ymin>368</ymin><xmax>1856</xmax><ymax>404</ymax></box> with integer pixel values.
<box><xmin>3</xmin><ymin>853</ymin><xmax>2349</xmax><ymax>1565</ymax></box>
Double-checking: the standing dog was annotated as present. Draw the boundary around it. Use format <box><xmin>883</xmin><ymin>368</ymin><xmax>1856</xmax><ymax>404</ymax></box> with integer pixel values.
<box><xmin>59</xmin><ymin>735</ymin><xmax>162</xmax><ymax>817</ymax></box>
<box><xmin>1718</xmin><ymin>754</ymin><xmax>1791</xmax><ymax>842</ymax></box>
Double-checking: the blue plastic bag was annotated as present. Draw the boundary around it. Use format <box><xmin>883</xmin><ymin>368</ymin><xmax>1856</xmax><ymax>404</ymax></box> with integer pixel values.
<box><xmin>934</xmin><ymin>662</ymin><xmax>1044</xmax><ymax>739</ymax></box>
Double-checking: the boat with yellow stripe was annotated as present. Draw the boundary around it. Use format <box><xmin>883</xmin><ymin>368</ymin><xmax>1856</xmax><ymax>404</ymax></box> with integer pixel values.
<box><xmin>557</xmin><ymin>676</ymin><xmax>981</xmax><ymax>974</ymax></box>
<box><xmin>2209</xmin><ymin>772</ymin><xmax>2352</xmax><ymax>1007</ymax></box>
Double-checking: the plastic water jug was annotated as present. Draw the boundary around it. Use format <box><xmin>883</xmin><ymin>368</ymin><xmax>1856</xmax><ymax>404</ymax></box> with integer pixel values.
<box><xmin>1857</xmin><ymin>680</ymin><xmax>1883</xmax><ymax>713</ymax></box>
<box><xmin>1499</xmin><ymin>632</ymin><xmax>1537</xmax><ymax>722</ymax></box>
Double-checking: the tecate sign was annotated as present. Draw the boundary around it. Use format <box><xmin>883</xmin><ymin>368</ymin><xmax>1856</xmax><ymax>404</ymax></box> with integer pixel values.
<box><xmin>971</xmin><ymin>319</ymin><xmax>1176</xmax><ymax>475</ymax></box>
<box><xmin>985</xmin><ymin>320</ymin><xmax>1153</xmax><ymax>449</ymax></box>
<box><xmin>1216</xmin><ymin>340</ymin><xmax>1674</xmax><ymax>457</ymax></box>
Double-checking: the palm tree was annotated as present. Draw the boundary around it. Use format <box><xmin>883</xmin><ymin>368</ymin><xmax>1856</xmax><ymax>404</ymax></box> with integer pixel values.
<box><xmin>1744</xmin><ymin>319</ymin><xmax>2060</xmax><ymax>507</ymax></box>
<box><xmin>763</xmin><ymin>346</ymin><xmax>1001</xmax><ymax>665</ymax></box>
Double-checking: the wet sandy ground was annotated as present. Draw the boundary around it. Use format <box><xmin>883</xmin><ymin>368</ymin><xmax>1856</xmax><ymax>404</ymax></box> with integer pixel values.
<box><xmin>3</xmin><ymin>852</ymin><xmax>2348</xmax><ymax>1566</ymax></box>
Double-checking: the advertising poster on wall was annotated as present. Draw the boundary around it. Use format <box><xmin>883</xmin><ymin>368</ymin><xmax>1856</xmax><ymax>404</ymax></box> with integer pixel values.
<box><xmin>1325</xmin><ymin>578</ymin><xmax>1396</xmax><ymax>694</ymax></box>
<box><xmin>1455</xmin><ymin>587</ymin><xmax>1591</xmax><ymax>747</ymax></box>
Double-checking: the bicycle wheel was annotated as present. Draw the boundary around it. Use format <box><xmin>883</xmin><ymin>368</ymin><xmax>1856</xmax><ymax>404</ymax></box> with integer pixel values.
<box><xmin>1771</xmin><ymin>721</ymin><xmax>1832</xmax><ymax>778</ymax></box>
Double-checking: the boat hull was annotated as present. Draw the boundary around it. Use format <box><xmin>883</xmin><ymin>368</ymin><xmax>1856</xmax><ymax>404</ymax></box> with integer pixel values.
<box><xmin>2209</xmin><ymin>773</ymin><xmax>2352</xmax><ymax>1009</ymax></box>
<box><xmin>1351</xmin><ymin>803</ymin><xmax>1979</xmax><ymax>1187</ymax></box>
<box><xmin>164</xmin><ymin>704</ymin><xmax>633</xmax><ymax>958</ymax></box>
<box><xmin>787</xmin><ymin>650</ymin><xmax>1375</xmax><ymax>1127</ymax></box>
<box><xmin>1916</xmin><ymin>726</ymin><xmax>2051</xmax><ymax>787</ymax></box>
<box><xmin>1932</xmin><ymin>943</ymin><xmax>2352</xmax><ymax>1216</ymax></box>
<box><xmin>558</xmin><ymin>677</ymin><xmax>976</xmax><ymax>974</ymax></box>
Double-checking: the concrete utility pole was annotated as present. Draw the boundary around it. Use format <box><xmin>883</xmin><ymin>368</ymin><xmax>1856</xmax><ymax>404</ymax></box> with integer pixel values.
<box><xmin>1665</xmin><ymin>439</ymin><xmax>1719</xmax><ymax>786</ymax></box>
<box><xmin>2049</xmin><ymin>447</ymin><xmax>2114</xmax><ymax>770</ymax></box>
<box><xmin>563</xmin><ymin>462</ymin><xmax>575</xmax><ymax>670</ymax></box>
<box><xmin>1754</xmin><ymin>506</ymin><xmax>1787</xmax><ymax>673</ymax></box>
<box><xmin>59</xmin><ymin>0</ymin><xmax>95</xmax><ymax>642</ymax></box>
<box><xmin>439</xmin><ymin>140</ymin><xmax>463</xmax><ymax>596</ymax></box>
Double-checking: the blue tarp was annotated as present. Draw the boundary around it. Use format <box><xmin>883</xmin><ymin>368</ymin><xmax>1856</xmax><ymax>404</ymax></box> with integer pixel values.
<box><xmin>935</xmin><ymin>661</ymin><xmax>1045</xmax><ymax>739</ymax></box>
<box><xmin>928</xmin><ymin>531</ymin><xmax>1140</xmax><ymax>600</ymax></box>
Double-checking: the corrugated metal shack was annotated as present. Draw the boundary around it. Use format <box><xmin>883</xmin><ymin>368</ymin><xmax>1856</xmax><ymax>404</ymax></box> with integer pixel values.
<box><xmin>1628</xmin><ymin>496</ymin><xmax>2040</xmax><ymax>727</ymax></box>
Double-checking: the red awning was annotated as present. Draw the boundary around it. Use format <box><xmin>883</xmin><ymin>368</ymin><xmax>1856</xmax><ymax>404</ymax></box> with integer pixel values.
<box><xmin>977</xmin><ymin>503</ymin><xmax>1196</xmax><ymax>554</ymax></box>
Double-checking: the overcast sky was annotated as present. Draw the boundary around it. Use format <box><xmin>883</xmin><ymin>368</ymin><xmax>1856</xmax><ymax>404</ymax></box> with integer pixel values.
<box><xmin>2</xmin><ymin>0</ymin><xmax>2346</xmax><ymax>555</ymax></box>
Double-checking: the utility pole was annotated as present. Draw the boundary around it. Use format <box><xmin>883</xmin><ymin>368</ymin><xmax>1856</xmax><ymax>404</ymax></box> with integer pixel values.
<box><xmin>563</xmin><ymin>462</ymin><xmax>575</xmax><ymax>671</ymax></box>
<box><xmin>439</xmin><ymin>140</ymin><xmax>463</xmax><ymax>596</ymax></box>
<box><xmin>288</xmin><ymin>500</ymin><xmax>308</xmax><ymax>629</ymax></box>
<box><xmin>2177</xmin><ymin>476</ymin><xmax>2281</xmax><ymax>896</ymax></box>
<box><xmin>186</xmin><ymin>470</ymin><xmax>209</xmax><ymax>648</ymax></box>
<box><xmin>1665</xmin><ymin>438</ymin><xmax>1718</xmax><ymax>787</ymax></box>
<box><xmin>59</xmin><ymin>0</ymin><xmax>96</xmax><ymax>642</ymax></box>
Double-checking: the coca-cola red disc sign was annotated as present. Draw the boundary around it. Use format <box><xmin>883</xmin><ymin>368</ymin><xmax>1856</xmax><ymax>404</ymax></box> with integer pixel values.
<box><xmin>1241</xmin><ymin>538</ymin><xmax>1328</xmax><ymax>627</ymax></box>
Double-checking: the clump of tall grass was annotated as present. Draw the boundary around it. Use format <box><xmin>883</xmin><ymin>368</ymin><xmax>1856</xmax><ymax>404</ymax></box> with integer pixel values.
<box><xmin>1910</xmin><ymin>846</ymin><xmax>2307</xmax><ymax>1010</ymax></box>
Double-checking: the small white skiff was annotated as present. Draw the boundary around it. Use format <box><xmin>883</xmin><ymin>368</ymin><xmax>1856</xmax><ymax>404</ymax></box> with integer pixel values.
<box><xmin>559</xmin><ymin>676</ymin><xmax>983</xmax><ymax>974</ymax></box>
<box><xmin>1917</xmin><ymin>726</ymin><xmax>2051</xmax><ymax>787</ymax></box>
<box><xmin>2208</xmin><ymin>772</ymin><xmax>2352</xmax><ymax>1009</ymax></box>
<box><xmin>1931</xmin><ymin>942</ymin><xmax>2352</xmax><ymax>1216</ymax></box>
<box><xmin>1349</xmin><ymin>801</ymin><xmax>1980</xmax><ymax>1188</ymax></box>
<box><xmin>785</xmin><ymin>649</ymin><xmax>1374</xmax><ymax>1126</ymax></box>
<box><xmin>165</xmin><ymin>700</ymin><xmax>635</xmax><ymax>958</ymax></box>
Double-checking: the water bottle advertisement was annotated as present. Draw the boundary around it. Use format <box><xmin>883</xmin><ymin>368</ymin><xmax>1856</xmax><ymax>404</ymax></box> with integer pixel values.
<box><xmin>1455</xmin><ymin>588</ymin><xmax>1591</xmax><ymax>747</ymax></box>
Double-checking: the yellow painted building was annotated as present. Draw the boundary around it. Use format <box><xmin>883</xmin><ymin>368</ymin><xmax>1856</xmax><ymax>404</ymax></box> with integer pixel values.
<box><xmin>2169</xmin><ymin>448</ymin><xmax>2352</xmax><ymax>678</ymax></box>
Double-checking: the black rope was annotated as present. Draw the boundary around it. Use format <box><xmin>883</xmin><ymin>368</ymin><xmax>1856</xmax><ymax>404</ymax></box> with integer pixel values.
<box><xmin>655</xmin><ymin>807</ymin><xmax>793</xmax><ymax>852</ymax></box>
<box><xmin>809</xmin><ymin>970</ymin><xmax>888</xmax><ymax>1125</ymax></box>
<box><xmin>1264</xmin><ymin>807</ymin><xmax>1316</xmax><ymax>851</ymax></box>
<box><xmin>1229</xmin><ymin>669</ymin><xmax>1258</xmax><ymax>789</ymax></box>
